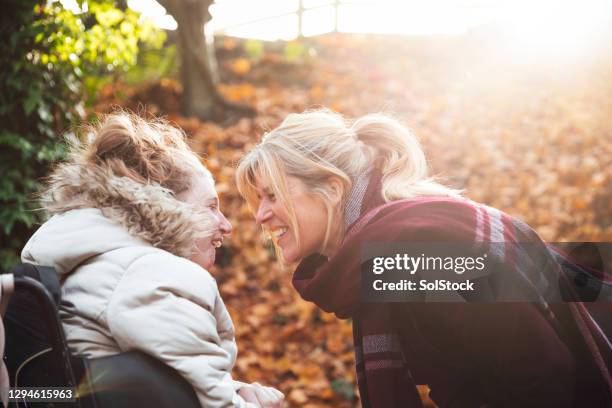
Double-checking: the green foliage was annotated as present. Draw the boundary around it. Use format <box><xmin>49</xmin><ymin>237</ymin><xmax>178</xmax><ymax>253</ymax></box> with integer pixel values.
<box><xmin>123</xmin><ymin>44</ymin><xmax>179</xmax><ymax>85</ymax></box>
<box><xmin>245</xmin><ymin>39</ymin><xmax>264</xmax><ymax>60</ymax></box>
<box><xmin>0</xmin><ymin>0</ymin><xmax>165</xmax><ymax>272</ymax></box>
<box><xmin>283</xmin><ymin>40</ymin><xmax>307</xmax><ymax>63</ymax></box>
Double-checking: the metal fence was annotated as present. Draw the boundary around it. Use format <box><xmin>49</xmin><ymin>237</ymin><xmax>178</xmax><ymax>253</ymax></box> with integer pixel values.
<box><xmin>210</xmin><ymin>0</ymin><xmax>343</xmax><ymax>38</ymax></box>
<box><xmin>209</xmin><ymin>0</ymin><xmax>497</xmax><ymax>40</ymax></box>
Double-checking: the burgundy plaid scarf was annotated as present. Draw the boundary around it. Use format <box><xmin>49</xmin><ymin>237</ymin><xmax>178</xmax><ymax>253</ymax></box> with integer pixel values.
<box><xmin>293</xmin><ymin>171</ymin><xmax>612</xmax><ymax>407</ymax></box>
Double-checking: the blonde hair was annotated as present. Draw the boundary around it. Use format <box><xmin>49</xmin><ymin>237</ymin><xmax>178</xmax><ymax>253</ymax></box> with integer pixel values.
<box><xmin>82</xmin><ymin>111</ymin><xmax>206</xmax><ymax>194</ymax></box>
<box><xmin>235</xmin><ymin>109</ymin><xmax>461</xmax><ymax>259</ymax></box>
<box><xmin>42</xmin><ymin>111</ymin><xmax>215</xmax><ymax>257</ymax></box>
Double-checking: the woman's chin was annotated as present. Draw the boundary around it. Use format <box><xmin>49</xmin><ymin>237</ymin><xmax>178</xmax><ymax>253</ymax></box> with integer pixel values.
<box><xmin>279</xmin><ymin>246</ymin><xmax>300</xmax><ymax>264</ymax></box>
<box><xmin>191</xmin><ymin>249</ymin><xmax>216</xmax><ymax>270</ymax></box>
<box><xmin>205</xmin><ymin>253</ymin><xmax>215</xmax><ymax>269</ymax></box>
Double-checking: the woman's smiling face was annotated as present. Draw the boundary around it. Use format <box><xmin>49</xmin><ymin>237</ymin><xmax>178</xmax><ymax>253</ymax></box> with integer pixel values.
<box><xmin>254</xmin><ymin>174</ymin><xmax>339</xmax><ymax>263</ymax></box>
<box><xmin>180</xmin><ymin>171</ymin><xmax>232</xmax><ymax>269</ymax></box>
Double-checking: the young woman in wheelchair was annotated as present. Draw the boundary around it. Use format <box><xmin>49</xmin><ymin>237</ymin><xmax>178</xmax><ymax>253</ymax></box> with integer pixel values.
<box><xmin>21</xmin><ymin>112</ymin><xmax>283</xmax><ymax>408</ymax></box>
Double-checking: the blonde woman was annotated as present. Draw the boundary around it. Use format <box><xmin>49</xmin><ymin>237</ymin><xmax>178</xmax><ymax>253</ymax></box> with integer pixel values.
<box><xmin>21</xmin><ymin>113</ymin><xmax>283</xmax><ymax>408</ymax></box>
<box><xmin>236</xmin><ymin>109</ymin><xmax>611</xmax><ymax>407</ymax></box>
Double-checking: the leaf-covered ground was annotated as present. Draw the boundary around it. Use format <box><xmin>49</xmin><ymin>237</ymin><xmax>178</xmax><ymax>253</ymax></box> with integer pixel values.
<box><xmin>94</xmin><ymin>33</ymin><xmax>612</xmax><ymax>407</ymax></box>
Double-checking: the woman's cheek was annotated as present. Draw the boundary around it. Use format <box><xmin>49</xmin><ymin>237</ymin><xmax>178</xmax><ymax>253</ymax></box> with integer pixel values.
<box><xmin>190</xmin><ymin>238</ymin><xmax>214</xmax><ymax>268</ymax></box>
<box><xmin>196</xmin><ymin>237</ymin><xmax>209</xmax><ymax>250</ymax></box>
<box><xmin>281</xmin><ymin>235</ymin><xmax>300</xmax><ymax>263</ymax></box>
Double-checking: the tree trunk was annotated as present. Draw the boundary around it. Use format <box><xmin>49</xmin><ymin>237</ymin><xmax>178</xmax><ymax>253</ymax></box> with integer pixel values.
<box><xmin>158</xmin><ymin>0</ymin><xmax>255</xmax><ymax>124</ymax></box>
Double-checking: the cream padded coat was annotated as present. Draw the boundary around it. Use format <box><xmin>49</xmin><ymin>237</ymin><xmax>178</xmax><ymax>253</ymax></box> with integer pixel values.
<box><xmin>22</xmin><ymin>208</ymin><xmax>253</xmax><ymax>408</ymax></box>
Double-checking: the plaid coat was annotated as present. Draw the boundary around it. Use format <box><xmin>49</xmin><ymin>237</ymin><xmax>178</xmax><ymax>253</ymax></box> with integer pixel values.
<box><xmin>293</xmin><ymin>171</ymin><xmax>611</xmax><ymax>407</ymax></box>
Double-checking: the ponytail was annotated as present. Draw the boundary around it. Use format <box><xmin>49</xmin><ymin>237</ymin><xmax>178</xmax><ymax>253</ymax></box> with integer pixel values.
<box><xmin>352</xmin><ymin>113</ymin><xmax>461</xmax><ymax>201</ymax></box>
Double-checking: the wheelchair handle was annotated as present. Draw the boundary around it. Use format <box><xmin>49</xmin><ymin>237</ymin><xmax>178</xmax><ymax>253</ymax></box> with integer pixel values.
<box><xmin>12</xmin><ymin>275</ymin><xmax>78</xmax><ymax>390</ymax></box>
<box><xmin>0</xmin><ymin>274</ymin><xmax>15</xmax><ymax>316</ymax></box>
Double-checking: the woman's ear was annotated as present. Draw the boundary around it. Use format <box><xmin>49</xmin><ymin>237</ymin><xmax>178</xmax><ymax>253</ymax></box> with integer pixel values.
<box><xmin>327</xmin><ymin>176</ymin><xmax>345</xmax><ymax>206</ymax></box>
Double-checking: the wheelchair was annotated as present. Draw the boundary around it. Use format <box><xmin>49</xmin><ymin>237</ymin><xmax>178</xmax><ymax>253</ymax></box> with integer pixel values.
<box><xmin>1</xmin><ymin>263</ymin><xmax>201</xmax><ymax>408</ymax></box>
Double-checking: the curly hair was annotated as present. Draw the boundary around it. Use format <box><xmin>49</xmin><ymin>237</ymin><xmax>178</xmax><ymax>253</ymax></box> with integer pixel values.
<box><xmin>41</xmin><ymin>111</ymin><xmax>215</xmax><ymax>258</ymax></box>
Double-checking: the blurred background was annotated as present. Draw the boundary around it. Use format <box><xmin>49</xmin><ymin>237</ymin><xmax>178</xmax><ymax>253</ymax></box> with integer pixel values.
<box><xmin>2</xmin><ymin>1</ymin><xmax>612</xmax><ymax>406</ymax></box>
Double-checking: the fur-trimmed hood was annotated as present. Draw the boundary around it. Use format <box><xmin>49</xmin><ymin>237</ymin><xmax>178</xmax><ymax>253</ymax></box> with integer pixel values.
<box><xmin>30</xmin><ymin>158</ymin><xmax>215</xmax><ymax>266</ymax></box>
<box><xmin>22</xmin><ymin>208</ymin><xmax>147</xmax><ymax>276</ymax></box>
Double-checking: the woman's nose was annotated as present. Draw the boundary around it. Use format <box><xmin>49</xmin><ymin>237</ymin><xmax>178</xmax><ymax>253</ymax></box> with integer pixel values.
<box><xmin>256</xmin><ymin>201</ymin><xmax>273</xmax><ymax>226</ymax></box>
<box><xmin>219</xmin><ymin>212</ymin><xmax>232</xmax><ymax>235</ymax></box>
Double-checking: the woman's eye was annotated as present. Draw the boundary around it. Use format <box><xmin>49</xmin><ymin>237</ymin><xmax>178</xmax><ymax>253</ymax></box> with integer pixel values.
<box><xmin>268</xmin><ymin>194</ymin><xmax>276</xmax><ymax>202</ymax></box>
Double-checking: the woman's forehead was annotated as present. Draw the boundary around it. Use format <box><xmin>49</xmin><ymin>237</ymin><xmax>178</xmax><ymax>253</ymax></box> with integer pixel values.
<box><xmin>255</xmin><ymin>172</ymin><xmax>304</xmax><ymax>196</ymax></box>
<box><xmin>191</xmin><ymin>172</ymin><xmax>217</xmax><ymax>200</ymax></box>
<box><xmin>253</xmin><ymin>171</ymin><xmax>271</xmax><ymax>191</ymax></box>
